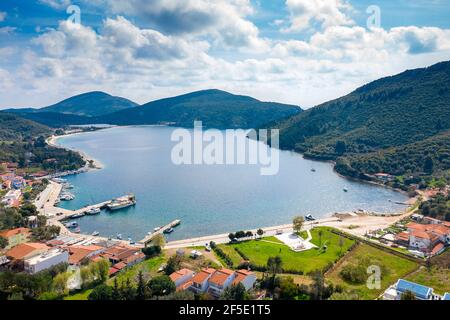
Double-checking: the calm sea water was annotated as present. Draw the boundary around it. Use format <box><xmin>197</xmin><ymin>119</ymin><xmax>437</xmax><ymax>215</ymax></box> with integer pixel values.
<box><xmin>57</xmin><ymin>126</ymin><xmax>408</xmax><ymax>241</ymax></box>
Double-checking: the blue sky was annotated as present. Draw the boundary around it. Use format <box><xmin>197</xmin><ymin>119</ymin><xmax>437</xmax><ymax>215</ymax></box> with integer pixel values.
<box><xmin>0</xmin><ymin>0</ymin><xmax>450</xmax><ymax>108</ymax></box>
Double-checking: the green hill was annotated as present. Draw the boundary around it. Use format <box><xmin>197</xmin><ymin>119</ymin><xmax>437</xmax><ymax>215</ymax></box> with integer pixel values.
<box><xmin>97</xmin><ymin>89</ymin><xmax>301</xmax><ymax>129</ymax></box>
<box><xmin>40</xmin><ymin>91</ymin><xmax>138</xmax><ymax>117</ymax></box>
<box><xmin>272</xmin><ymin>60</ymin><xmax>450</xmax><ymax>188</ymax></box>
<box><xmin>0</xmin><ymin>113</ymin><xmax>84</xmax><ymax>172</ymax></box>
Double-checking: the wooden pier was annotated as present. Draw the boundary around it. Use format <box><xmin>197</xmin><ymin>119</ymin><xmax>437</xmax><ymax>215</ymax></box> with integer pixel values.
<box><xmin>139</xmin><ymin>219</ymin><xmax>181</xmax><ymax>246</ymax></box>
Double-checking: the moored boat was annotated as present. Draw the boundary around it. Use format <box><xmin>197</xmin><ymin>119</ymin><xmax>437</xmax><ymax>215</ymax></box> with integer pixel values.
<box><xmin>107</xmin><ymin>194</ymin><xmax>136</xmax><ymax>211</ymax></box>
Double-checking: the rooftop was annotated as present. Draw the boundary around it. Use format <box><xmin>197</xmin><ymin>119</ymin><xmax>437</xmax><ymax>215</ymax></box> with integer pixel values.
<box><xmin>396</xmin><ymin>279</ymin><xmax>432</xmax><ymax>299</ymax></box>
<box><xmin>6</xmin><ymin>242</ymin><xmax>49</xmax><ymax>260</ymax></box>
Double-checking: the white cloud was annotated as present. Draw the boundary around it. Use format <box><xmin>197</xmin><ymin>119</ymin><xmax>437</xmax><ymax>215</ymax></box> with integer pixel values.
<box><xmin>82</xmin><ymin>0</ymin><xmax>268</xmax><ymax>50</ymax></box>
<box><xmin>38</xmin><ymin>0</ymin><xmax>71</xmax><ymax>10</ymax></box>
<box><xmin>283</xmin><ymin>0</ymin><xmax>354</xmax><ymax>32</ymax></box>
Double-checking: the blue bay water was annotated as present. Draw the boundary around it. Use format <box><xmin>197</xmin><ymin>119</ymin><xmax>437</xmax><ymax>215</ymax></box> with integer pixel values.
<box><xmin>57</xmin><ymin>126</ymin><xmax>408</xmax><ymax>241</ymax></box>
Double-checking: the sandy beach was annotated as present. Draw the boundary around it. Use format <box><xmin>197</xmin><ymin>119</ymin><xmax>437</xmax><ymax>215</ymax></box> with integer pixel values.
<box><xmin>46</xmin><ymin>133</ymin><xmax>104</xmax><ymax>170</ymax></box>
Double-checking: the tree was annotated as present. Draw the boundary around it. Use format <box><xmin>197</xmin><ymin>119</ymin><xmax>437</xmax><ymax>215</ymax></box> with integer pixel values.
<box><xmin>400</xmin><ymin>290</ymin><xmax>416</xmax><ymax>300</ymax></box>
<box><xmin>293</xmin><ymin>216</ymin><xmax>305</xmax><ymax>234</ymax></box>
<box><xmin>19</xmin><ymin>203</ymin><xmax>38</xmax><ymax>217</ymax></box>
<box><xmin>53</xmin><ymin>272</ymin><xmax>69</xmax><ymax>296</ymax></box>
<box><xmin>112</xmin><ymin>278</ymin><xmax>121</xmax><ymax>300</ymax></box>
<box><xmin>136</xmin><ymin>271</ymin><xmax>148</xmax><ymax>300</ymax></box>
<box><xmin>318</xmin><ymin>229</ymin><xmax>323</xmax><ymax>246</ymax></box>
<box><xmin>335</xmin><ymin>140</ymin><xmax>347</xmax><ymax>155</ymax></box>
<box><xmin>142</xmin><ymin>245</ymin><xmax>161</xmax><ymax>258</ymax></box>
<box><xmin>95</xmin><ymin>259</ymin><xmax>110</xmax><ymax>283</ymax></box>
<box><xmin>245</xmin><ymin>231</ymin><xmax>253</xmax><ymax>238</ymax></box>
<box><xmin>165</xmin><ymin>255</ymin><xmax>182</xmax><ymax>275</ymax></box>
<box><xmin>151</xmin><ymin>234</ymin><xmax>165</xmax><ymax>248</ymax></box>
<box><xmin>267</xmin><ymin>256</ymin><xmax>283</xmax><ymax>277</ymax></box>
<box><xmin>310</xmin><ymin>271</ymin><xmax>325</xmax><ymax>300</ymax></box>
<box><xmin>147</xmin><ymin>275</ymin><xmax>176</xmax><ymax>297</ymax></box>
<box><xmin>88</xmin><ymin>284</ymin><xmax>113</xmax><ymax>300</ymax></box>
<box><xmin>220</xmin><ymin>283</ymin><xmax>248</xmax><ymax>300</ymax></box>
<box><xmin>277</xmin><ymin>277</ymin><xmax>298</xmax><ymax>300</ymax></box>
<box><xmin>424</xmin><ymin>156</ymin><xmax>434</xmax><ymax>174</ymax></box>
<box><xmin>121</xmin><ymin>278</ymin><xmax>136</xmax><ymax>300</ymax></box>
<box><xmin>257</xmin><ymin>229</ymin><xmax>264</xmax><ymax>238</ymax></box>
<box><xmin>228</xmin><ymin>233</ymin><xmax>235</xmax><ymax>241</ymax></box>
<box><xmin>159</xmin><ymin>290</ymin><xmax>195</xmax><ymax>300</ymax></box>
<box><xmin>0</xmin><ymin>236</ymin><xmax>8</xmax><ymax>249</ymax></box>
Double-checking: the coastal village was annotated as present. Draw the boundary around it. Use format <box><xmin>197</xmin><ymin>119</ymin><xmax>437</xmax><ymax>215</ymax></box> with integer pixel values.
<box><xmin>0</xmin><ymin>148</ymin><xmax>449</xmax><ymax>300</ymax></box>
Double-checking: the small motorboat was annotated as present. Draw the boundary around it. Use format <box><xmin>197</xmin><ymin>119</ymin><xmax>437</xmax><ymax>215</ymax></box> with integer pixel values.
<box><xmin>85</xmin><ymin>208</ymin><xmax>101</xmax><ymax>215</ymax></box>
<box><xmin>92</xmin><ymin>231</ymin><xmax>99</xmax><ymax>236</ymax></box>
<box><xmin>65</xmin><ymin>221</ymin><xmax>78</xmax><ymax>228</ymax></box>
<box><xmin>343</xmin><ymin>188</ymin><xmax>349</xmax><ymax>192</ymax></box>
<box><xmin>305</xmin><ymin>214</ymin><xmax>316</xmax><ymax>221</ymax></box>
<box><xmin>116</xmin><ymin>233</ymin><xmax>123</xmax><ymax>240</ymax></box>
<box><xmin>153</xmin><ymin>226</ymin><xmax>162</xmax><ymax>232</ymax></box>
<box><xmin>311</xmin><ymin>168</ymin><xmax>316</xmax><ymax>172</ymax></box>
<box><xmin>70</xmin><ymin>212</ymin><xmax>85</xmax><ymax>219</ymax></box>
<box><xmin>163</xmin><ymin>227</ymin><xmax>174</xmax><ymax>234</ymax></box>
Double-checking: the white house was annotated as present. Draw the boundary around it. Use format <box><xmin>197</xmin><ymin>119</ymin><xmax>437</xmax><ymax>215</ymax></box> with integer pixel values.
<box><xmin>232</xmin><ymin>269</ymin><xmax>257</xmax><ymax>290</ymax></box>
<box><xmin>24</xmin><ymin>249</ymin><xmax>69</xmax><ymax>274</ymax></box>
<box><xmin>207</xmin><ymin>269</ymin><xmax>236</xmax><ymax>298</ymax></box>
<box><xmin>170</xmin><ymin>268</ymin><xmax>195</xmax><ymax>289</ymax></box>
<box><xmin>383</xmin><ymin>279</ymin><xmax>437</xmax><ymax>300</ymax></box>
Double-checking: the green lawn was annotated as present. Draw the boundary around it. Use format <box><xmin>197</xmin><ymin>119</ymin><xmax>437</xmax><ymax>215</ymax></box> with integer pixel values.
<box><xmin>64</xmin><ymin>289</ymin><xmax>92</xmax><ymax>300</ymax></box>
<box><xmin>107</xmin><ymin>255</ymin><xmax>167</xmax><ymax>286</ymax></box>
<box><xmin>326</xmin><ymin>243</ymin><xmax>419</xmax><ymax>300</ymax></box>
<box><xmin>222</xmin><ymin>227</ymin><xmax>355</xmax><ymax>274</ymax></box>
<box><xmin>216</xmin><ymin>244</ymin><xmax>244</xmax><ymax>267</ymax></box>
<box><xmin>406</xmin><ymin>266</ymin><xmax>450</xmax><ymax>295</ymax></box>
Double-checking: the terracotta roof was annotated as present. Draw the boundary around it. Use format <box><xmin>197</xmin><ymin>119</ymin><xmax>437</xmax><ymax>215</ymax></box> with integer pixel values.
<box><xmin>431</xmin><ymin>243</ymin><xmax>445</xmax><ymax>255</ymax></box>
<box><xmin>0</xmin><ymin>227</ymin><xmax>30</xmax><ymax>238</ymax></box>
<box><xmin>113</xmin><ymin>262</ymin><xmax>127</xmax><ymax>270</ymax></box>
<box><xmin>178</xmin><ymin>280</ymin><xmax>193</xmax><ymax>291</ymax></box>
<box><xmin>170</xmin><ymin>268</ymin><xmax>194</xmax><ymax>282</ymax></box>
<box><xmin>219</xmin><ymin>268</ymin><xmax>235</xmax><ymax>275</ymax></box>
<box><xmin>108</xmin><ymin>267</ymin><xmax>120</xmax><ymax>276</ymax></box>
<box><xmin>209</xmin><ymin>270</ymin><xmax>233</xmax><ymax>286</ymax></box>
<box><xmin>232</xmin><ymin>270</ymin><xmax>255</xmax><ymax>286</ymax></box>
<box><xmin>192</xmin><ymin>270</ymin><xmax>213</xmax><ymax>285</ymax></box>
<box><xmin>395</xmin><ymin>232</ymin><xmax>410</xmax><ymax>242</ymax></box>
<box><xmin>411</xmin><ymin>230</ymin><xmax>439</xmax><ymax>242</ymax></box>
<box><xmin>6</xmin><ymin>242</ymin><xmax>49</xmax><ymax>260</ymax></box>
<box><xmin>123</xmin><ymin>252</ymin><xmax>145</xmax><ymax>264</ymax></box>
<box><xmin>67</xmin><ymin>245</ymin><xmax>103</xmax><ymax>265</ymax></box>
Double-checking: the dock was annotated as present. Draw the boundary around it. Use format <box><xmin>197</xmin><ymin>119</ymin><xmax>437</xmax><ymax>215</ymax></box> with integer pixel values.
<box><xmin>139</xmin><ymin>219</ymin><xmax>181</xmax><ymax>246</ymax></box>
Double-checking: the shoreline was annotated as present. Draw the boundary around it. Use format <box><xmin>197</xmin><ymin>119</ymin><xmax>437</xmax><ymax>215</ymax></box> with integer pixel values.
<box><xmin>46</xmin><ymin>132</ymin><xmax>105</xmax><ymax>170</ymax></box>
<box><xmin>40</xmin><ymin>126</ymin><xmax>417</xmax><ymax>246</ymax></box>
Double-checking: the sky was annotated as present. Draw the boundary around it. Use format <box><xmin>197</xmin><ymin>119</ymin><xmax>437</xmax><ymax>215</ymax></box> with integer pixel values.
<box><xmin>0</xmin><ymin>0</ymin><xmax>450</xmax><ymax>109</ymax></box>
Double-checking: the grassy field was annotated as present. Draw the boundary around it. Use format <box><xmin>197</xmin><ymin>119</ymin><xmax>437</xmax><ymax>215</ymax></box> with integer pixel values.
<box><xmin>220</xmin><ymin>227</ymin><xmax>355</xmax><ymax>274</ymax></box>
<box><xmin>64</xmin><ymin>289</ymin><xmax>92</xmax><ymax>300</ymax></box>
<box><xmin>326</xmin><ymin>244</ymin><xmax>419</xmax><ymax>300</ymax></box>
<box><xmin>107</xmin><ymin>255</ymin><xmax>167</xmax><ymax>286</ymax></box>
<box><xmin>216</xmin><ymin>244</ymin><xmax>245</xmax><ymax>267</ymax></box>
<box><xmin>406</xmin><ymin>249</ymin><xmax>450</xmax><ymax>295</ymax></box>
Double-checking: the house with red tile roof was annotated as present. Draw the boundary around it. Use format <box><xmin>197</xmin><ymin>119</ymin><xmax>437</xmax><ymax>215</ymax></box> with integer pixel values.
<box><xmin>189</xmin><ymin>268</ymin><xmax>216</xmax><ymax>294</ymax></box>
<box><xmin>396</xmin><ymin>222</ymin><xmax>450</xmax><ymax>255</ymax></box>
<box><xmin>207</xmin><ymin>268</ymin><xmax>237</xmax><ymax>298</ymax></box>
<box><xmin>6</xmin><ymin>242</ymin><xmax>50</xmax><ymax>260</ymax></box>
<box><xmin>232</xmin><ymin>269</ymin><xmax>257</xmax><ymax>290</ymax></box>
<box><xmin>66</xmin><ymin>245</ymin><xmax>105</xmax><ymax>265</ymax></box>
<box><xmin>170</xmin><ymin>268</ymin><xmax>195</xmax><ymax>289</ymax></box>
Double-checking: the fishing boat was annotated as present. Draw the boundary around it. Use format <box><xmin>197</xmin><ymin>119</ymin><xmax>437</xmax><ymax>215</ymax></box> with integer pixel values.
<box><xmin>85</xmin><ymin>207</ymin><xmax>101</xmax><ymax>215</ymax></box>
<box><xmin>107</xmin><ymin>194</ymin><xmax>136</xmax><ymax>211</ymax></box>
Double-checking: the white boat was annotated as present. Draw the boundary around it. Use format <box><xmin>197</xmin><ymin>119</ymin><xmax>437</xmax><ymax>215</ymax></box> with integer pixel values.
<box><xmin>85</xmin><ymin>207</ymin><xmax>101</xmax><ymax>215</ymax></box>
<box><xmin>163</xmin><ymin>227</ymin><xmax>174</xmax><ymax>234</ymax></box>
<box><xmin>70</xmin><ymin>212</ymin><xmax>84</xmax><ymax>219</ymax></box>
<box><xmin>153</xmin><ymin>226</ymin><xmax>162</xmax><ymax>232</ymax></box>
<box><xmin>116</xmin><ymin>234</ymin><xmax>122</xmax><ymax>240</ymax></box>
<box><xmin>305</xmin><ymin>214</ymin><xmax>316</xmax><ymax>221</ymax></box>
<box><xmin>92</xmin><ymin>231</ymin><xmax>99</xmax><ymax>236</ymax></box>
<box><xmin>65</xmin><ymin>221</ymin><xmax>78</xmax><ymax>228</ymax></box>
<box><xmin>107</xmin><ymin>194</ymin><xmax>136</xmax><ymax>211</ymax></box>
